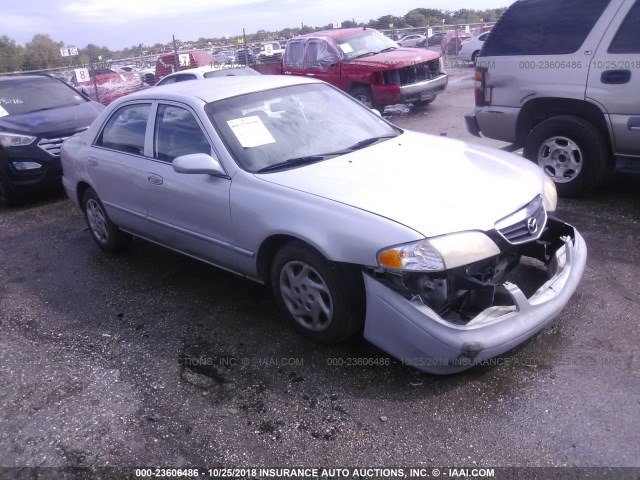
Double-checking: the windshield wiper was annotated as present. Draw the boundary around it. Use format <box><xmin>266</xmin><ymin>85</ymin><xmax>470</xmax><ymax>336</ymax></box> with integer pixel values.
<box><xmin>349</xmin><ymin>51</ymin><xmax>377</xmax><ymax>60</ymax></box>
<box><xmin>26</xmin><ymin>106</ymin><xmax>63</xmax><ymax>113</ymax></box>
<box><xmin>255</xmin><ymin>135</ymin><xmax>399</xmax><ymax>173</ymax></box>
<box><xmin>256</xmin><ymin>155</ymin><xmax>327</xmax><ymax>173</ymax></box>
<box><xmin>344</xmin><ymin>134</ymin><xmax>399</xmax><ymax>151</ymax></box>
<box><xmin>349</xmin><ymin>48</ymin><xmax>395</xmax><ymax>60</ymax></box>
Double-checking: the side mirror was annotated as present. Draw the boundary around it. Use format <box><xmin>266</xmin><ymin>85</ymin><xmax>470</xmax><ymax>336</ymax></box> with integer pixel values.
<box><xmin>173</xmin><ymin>153</ymin><xmax>226</xmax><ymax>176</ymax></box>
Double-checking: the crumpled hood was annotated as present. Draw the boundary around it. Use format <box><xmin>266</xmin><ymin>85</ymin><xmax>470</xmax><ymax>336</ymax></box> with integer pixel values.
<box><xmin>348</xmin><ymin>48</ymin><xmax>440</xmax><ymax>70</ymax></box>
<box><xmin>256</xmin><ymin>131</ymin><xmax>545</xmax><ymax>238</ymax></box>
<box><xmin>0</xmin><ymin>101</ymin><xmax>104</xmax><ymax>136</ymax></box>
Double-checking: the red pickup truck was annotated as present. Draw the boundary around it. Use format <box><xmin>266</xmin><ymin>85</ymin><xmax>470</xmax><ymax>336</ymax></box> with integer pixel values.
<box><xmin>252</xmin><ymin>28</ymin><xmax>448</xmax><ymax>109</ymax></box>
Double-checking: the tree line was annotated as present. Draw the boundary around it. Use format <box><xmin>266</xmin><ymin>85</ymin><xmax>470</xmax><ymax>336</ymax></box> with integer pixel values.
<box><xmin>0</xmin><ymin>7</ymin><xmax>506</xmax><ymax>73</ymax></box>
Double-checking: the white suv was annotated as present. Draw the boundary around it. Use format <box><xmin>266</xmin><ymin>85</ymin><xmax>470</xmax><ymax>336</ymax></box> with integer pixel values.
<box><xmin>465</xmin><ymin>0</ymin><xmax>640</xmax><ymax>196</ymax></box>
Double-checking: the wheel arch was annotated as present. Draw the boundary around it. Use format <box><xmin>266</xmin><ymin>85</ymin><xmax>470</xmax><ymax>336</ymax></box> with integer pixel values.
<box><xmin>256</xmin><ymin>234</ymin><xmax>331</xmax><ymax>285</ymax></box>
<box><xmin>256</xmin><ymin>234</ymin><xmax>364</xmax><ymax>288</ymax></box>
<box><xmin>516</xmin><ymin>98</ymin><xmax>613</xmax><ymax>156</ymax></box>
<box><xmin>345</xmin><ymin>81</ymin><xmax>373</xmax><ymax>95</ymax></box>
<box><xmin>76</xmin><ymin>181</ymin><xmax>93</xmax><ymax>211</ymax></box>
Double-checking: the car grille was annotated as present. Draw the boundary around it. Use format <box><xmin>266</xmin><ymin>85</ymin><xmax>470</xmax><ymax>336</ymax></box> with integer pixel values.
<box><xmin>38</xmin><ymin>130</ymin><xmax>86</xmax><ymax>157</ymax></box>
<box><xmin>495</xmin><ymin>196</ymin><xmax>547</xmax><ymax>245</ymax></box>
<box><xmin>397</xmin><ymin>59</ymin><xmax>442</xmax><ymax>85</ymax></box>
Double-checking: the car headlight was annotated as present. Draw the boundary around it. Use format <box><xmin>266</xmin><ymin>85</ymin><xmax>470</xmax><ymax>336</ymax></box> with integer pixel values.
<box><xmin>542</xmin><ymin>174</ymin><xmax>557</xmax><ymax>212</ymax></box>
<box><xmin>0</xmin><ymin>132</ymin><xmax>37</xmax><ymax>148</ymax></box>
<box><xmin>12</xmin><ymin>161</ymin><xmax>42</xmax><ymax>171</ymax></box>
<box><xmin>378</xmin><ymin>231</ymin><xmax>500</xmax><ymax>272</ymax></box>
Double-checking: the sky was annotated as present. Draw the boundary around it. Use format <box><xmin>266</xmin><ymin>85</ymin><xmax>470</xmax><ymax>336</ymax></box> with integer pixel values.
<box><xmin>2</xmin><ymin>0</ymin><xmax>511</xmax><ymax>50</ymax></box>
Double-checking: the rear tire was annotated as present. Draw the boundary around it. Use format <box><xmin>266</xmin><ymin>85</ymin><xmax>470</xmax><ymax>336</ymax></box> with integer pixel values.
<box><xmin>271</xmin><ymin>241</ymin><xmax>363</xmax><ymax>344</ymax></box>
<box><xmin>523</xmin><ymin>115</ymin><xmax>609</xmax><ymax>197</ymax></box>
<box><xmin>82</xmin><ymin>188</ymin><xmax>132</xmax><ymax>252</ymax></box>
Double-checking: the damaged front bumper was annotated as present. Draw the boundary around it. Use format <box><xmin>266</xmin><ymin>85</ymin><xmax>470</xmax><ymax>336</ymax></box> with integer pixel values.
<box><xmin>363</xmin><ymin>220</ymin><xmax>587</xmax><ymax>374</ymax></box>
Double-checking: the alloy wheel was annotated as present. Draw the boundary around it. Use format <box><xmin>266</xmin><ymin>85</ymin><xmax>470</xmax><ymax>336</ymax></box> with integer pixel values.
<box><xmin>537</xmin><ymin>136</ymin><xmax>583</xmax><ymax>183</ymax></box>
<box><xmin>86</xmin><ymin>198</ymin><xmax>109</xmax><ymax>244</ymax></box>
<box><xmin>279</xmin><ymin>260</ymin><xmax>334</xmax><ymax>332</ymax></box>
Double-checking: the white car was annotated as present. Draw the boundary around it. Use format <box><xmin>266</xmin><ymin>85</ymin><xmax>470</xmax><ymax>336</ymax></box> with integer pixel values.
<box><xmin>457</xmin><ymin>31</ymin><xmax>491</xmax><ymax>65</ymax></box>
<box><xmin>396</xmin><ymin>34</ymin><xmax>426</xmax><ymax>48</ymax></box>
<box><xmin>154</xmin><ymin>65</ymin><xmax>260</xmax><ymax>86</ymax></box>
<box><xmin>258</xmin><ymin>41</ymin><xmax>285</xmax><ymax>59</ymax></box>
<box><xmin>61</xmin><ymin>75</ymin><xmax>586</xmax><ymax>374</ymax></box>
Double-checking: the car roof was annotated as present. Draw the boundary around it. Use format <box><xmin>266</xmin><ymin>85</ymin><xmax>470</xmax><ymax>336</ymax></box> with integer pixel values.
<box><xmin>0</xmin><ymin>73</ymin><xmax>57</xmax><ymax>83</ymax></box>
<box><xmin>122</xmin><ymin>74</ymin><xmax>319</xmax><ymax>104</ymax></box>
<box><xmin>295</xmin><ymin>27</ymin><xmax>379</xmax><ymax>41</ymax></box>
<box><xmin>163</xmin><ymin>65</ymin><xmax>220</xmax><ymax>77</ymax></box>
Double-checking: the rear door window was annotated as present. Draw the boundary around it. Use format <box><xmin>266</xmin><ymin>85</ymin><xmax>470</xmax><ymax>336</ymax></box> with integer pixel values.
<box><xmin>608</xmin><ymin>0</ymin><xmax>640</xmax><ymax>53</ymax></box>
<box><xmin>284</xmin><ymin>41</ymin><xmax>304</xmax><ymax>68</ymax></box>
<box><xmin>482</xmin><ymin>0</ymin><xmax>611</xmax><ymax>56</ymax></box>
<box><xmin>95</xmin><ymin>103</ymin><xmax>151</xmax><ymax>155</ymax></box>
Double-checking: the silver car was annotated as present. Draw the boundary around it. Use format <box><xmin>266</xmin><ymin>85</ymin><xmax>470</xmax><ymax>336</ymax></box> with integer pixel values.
<box><xmin>61</xmin><ymin>75</ymin><xmax>587</xmax><ymax>374</ymax></box>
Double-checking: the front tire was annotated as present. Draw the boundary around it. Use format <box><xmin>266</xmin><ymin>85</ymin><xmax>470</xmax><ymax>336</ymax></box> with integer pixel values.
<box><xmin>82</xmin><ymin>188</ymin><xmax>131</xmax><ymax>252</ymax></box>
<box><xmin>523</xmin><ymin>115</ymin><xmax>609</xmax><ymax>197</ymax></box>
<box><xmin>471</xmin><ymin>51</ymin><xmax>480</xmax><ymax>66</ymax></box>
<box><xmin>350</xmin><ymin>86</ymin><xmax>376</xmax><ymax>110</ymax></box>
<box><xmin>414</xmin><ymin>97</ymin><xmax>435</xmax><ymax>107</ymax></box>
<box><xmin>271</xmin><ymin>241</ymin><xmax>363</xmax><ymax>344</ymax></box>
<box><xmin>0</xmin><ymin>173</ymin><xmax>18</xmax><ymax>207</ymax></box>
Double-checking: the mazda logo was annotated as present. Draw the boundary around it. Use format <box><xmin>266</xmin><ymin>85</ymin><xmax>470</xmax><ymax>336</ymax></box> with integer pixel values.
<box><xmin>527</xmin><ymin>217</ymin><xmax>538</xmax><ymax>235</ymax></box>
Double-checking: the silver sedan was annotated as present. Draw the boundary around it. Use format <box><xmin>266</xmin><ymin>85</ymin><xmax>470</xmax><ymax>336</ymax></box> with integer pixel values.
<box><xmin>61</xmin><ymin>75</ymin><xmax>587</xmax><ymax>374</ymax></box>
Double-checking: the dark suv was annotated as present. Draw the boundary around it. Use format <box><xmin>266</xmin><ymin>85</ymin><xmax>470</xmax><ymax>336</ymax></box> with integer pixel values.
<box><xmin>0</xmin><ymin>74</ymin><xmax>104</xmax><ymax>205</ymax></box>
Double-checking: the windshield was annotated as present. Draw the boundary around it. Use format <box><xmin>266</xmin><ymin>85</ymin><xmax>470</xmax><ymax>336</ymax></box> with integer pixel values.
<box><xmin>206</xmin><ymin>83</ymin><xmax>400</xmax><ymax>173</ymax></box>
<box><xmin>0</xmin><ymin>76</ymin><xmax>86</xmax><ymax>116</ymax></box>
<box><xmin>334</xmin><ymin>30</ymin><xmax>398</xmax><ymax>60</ymax></box>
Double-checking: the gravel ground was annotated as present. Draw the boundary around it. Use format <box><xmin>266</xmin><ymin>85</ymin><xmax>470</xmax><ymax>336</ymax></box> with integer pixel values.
<box><xmin>0</xmin><ymin>65</ymin><xmax>639</xmax><ymax>478</ymax></box>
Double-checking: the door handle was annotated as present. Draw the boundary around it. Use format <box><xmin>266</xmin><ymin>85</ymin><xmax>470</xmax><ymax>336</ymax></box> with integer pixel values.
<box><xmin>147</xmin><ymin>173</ymin><xmax>163</xmax><ymax>185</ymax></box>
<box><xmin>628</xmin><ymin>117</ymin><xmax>640</xmax><ymax>132</ymax></box>
<box><xmin>87</xmin><ymin>156</ymin><xmax>98</xmax><ymax>166</ymax></box>
<box><xmin>601</xmin><ymin>69</ymin><xmax>631</xmax><ymax>85</ymax></box>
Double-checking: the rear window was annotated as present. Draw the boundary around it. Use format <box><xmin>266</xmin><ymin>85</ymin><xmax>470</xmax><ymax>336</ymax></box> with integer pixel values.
<box><xmin>0</xmin><ymin>76</ymin><xmax>86</xmax><ymax>116</ymax></box>
<box><xmin>284</xmin><ymin>41</ymin><xmax>304</xmax><ymax>68</ymax></box>
<box><xmin>481</xmin><ymin>0</ymin><xmax>611</xmax><ymax>56</ymax></box>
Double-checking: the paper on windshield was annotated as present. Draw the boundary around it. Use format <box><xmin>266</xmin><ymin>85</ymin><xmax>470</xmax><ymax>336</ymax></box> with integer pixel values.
<box><xmin>0</xmin><ymin>106</ymin><xmax>8</xmax><ymax>117</ymax></box>
<box><xmin>338</xmin><ymin>43</ymin><xmax>353</xmax><ymax>54</ymax></box>
<box><xmin>227</xmin><ymin>115</ymin><xmax>276</xmax><ymax>148</ymax></box>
